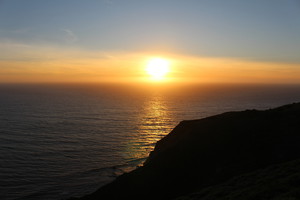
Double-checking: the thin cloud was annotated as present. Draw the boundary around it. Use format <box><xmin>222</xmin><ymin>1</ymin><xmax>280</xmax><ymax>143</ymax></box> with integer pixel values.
<box><xmin>61</xmin><ymin>29</ymin><xmax>78</xmax><ymax>43</ymax></box>
<box><xmin>104</xmin><ymin>0</ymin><xmax>113</xmax><ymax>5</ymax></box>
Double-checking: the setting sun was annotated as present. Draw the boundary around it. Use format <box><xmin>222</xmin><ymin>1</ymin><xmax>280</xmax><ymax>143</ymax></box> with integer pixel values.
<box><xmin>146</xmin><ymin>58</ymin><xmax>170</xmax><ymax>80</ymax></box>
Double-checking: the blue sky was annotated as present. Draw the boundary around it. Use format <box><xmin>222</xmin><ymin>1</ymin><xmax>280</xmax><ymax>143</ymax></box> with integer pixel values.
<box><xmin>0</xmin><ymin>0</ymin><xmax>300</xmax><ymax>83</ymax></box>
<box><xmin>1</xmin><ymin>0</ymin><xmax>300</xmax><ymax>61</ymax></box>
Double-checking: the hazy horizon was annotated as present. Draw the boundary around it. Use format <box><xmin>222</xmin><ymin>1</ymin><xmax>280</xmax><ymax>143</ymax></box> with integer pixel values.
<box><xmin>1</xmin><ymin>0</ymin><xmax>300</xmax><ymax>84</ymax></box>
<box><xmin>2</xmin><ymin>2</ymin><xmax>300</xmax><ymax>199</ymax></box>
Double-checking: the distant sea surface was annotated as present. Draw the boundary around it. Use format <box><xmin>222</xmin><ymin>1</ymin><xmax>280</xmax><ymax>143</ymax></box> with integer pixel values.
<box><xmin>1</xmin><ymin>83</ymin><xmax>300</xmax><ymax>200</ymax></box>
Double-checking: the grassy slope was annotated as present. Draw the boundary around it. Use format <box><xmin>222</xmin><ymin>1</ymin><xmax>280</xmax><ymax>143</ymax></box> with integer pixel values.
<box><xmin>176</xmin><ymin>158</ymin><xmax>300</xmax><ymax>200</ymax></box>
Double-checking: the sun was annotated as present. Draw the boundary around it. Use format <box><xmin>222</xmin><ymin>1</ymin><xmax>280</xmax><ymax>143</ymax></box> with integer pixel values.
<box><xmin>146</xmin><ymin>58</ymin><xmax>170</xmax><ymax>80</ymax></box>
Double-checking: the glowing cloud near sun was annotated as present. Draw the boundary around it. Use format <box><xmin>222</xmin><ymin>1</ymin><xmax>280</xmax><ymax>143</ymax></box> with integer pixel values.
<box><xmin>146</xmin><ymin>58</ymin><xmax>170</xmax><ymax>80</ymax></box>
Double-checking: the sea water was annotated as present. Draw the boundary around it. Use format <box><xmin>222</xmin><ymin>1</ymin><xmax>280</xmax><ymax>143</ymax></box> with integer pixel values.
<box><xmin>1</xmin><ymin>83</ymin><xmax>300</xmax><ymax>200</ymax></box>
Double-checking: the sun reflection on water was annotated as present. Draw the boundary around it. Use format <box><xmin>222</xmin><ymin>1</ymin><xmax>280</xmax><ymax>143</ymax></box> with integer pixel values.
<box><xmin>124</xmin><ymin>94</ymin><xmax>175</xmax><ymax>161</ymax></box>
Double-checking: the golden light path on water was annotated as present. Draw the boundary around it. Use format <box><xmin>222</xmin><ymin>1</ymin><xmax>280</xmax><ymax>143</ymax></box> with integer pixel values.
<box><xmin>124</xmin><ymin>93</ymin><xmax>175</xmax><ymax>161</ymax></box>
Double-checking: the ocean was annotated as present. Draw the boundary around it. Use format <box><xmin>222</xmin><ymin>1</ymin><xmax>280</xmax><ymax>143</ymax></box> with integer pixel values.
<box><xmin>1</xmin><ymin>83</ymin><xmax>300</xmax><ymax>200</ymax></box>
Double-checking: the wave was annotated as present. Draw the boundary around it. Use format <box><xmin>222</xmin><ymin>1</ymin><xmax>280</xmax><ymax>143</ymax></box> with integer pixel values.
<box><xmin>15</xmin><ymin>157</ymin><xmax>148</xmax><ymax>200</ymax></box>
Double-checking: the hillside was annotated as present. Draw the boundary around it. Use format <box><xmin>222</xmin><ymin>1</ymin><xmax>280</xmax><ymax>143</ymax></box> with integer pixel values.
<box><xmin>77</xmin><ymin>103</ymin><xmax>300</xmax><ymax>200</ymax></box>
<box><xmin>176</xmin><ymin>158</ymin><xmax>300</xmax><ymax>200</ymax></box>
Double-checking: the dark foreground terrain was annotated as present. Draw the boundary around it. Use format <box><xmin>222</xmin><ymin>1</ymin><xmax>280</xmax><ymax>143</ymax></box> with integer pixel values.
<box><xmin>76</xmin><ymin>103</ymin><xmax>300</xmax><ymax>200</ymax></box>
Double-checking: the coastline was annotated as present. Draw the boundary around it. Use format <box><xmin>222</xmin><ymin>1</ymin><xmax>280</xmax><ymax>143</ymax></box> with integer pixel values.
<box><xmin>75</xmin><ymin>102</ymin><xmax>300</xmax><ymax>200</ymax></box>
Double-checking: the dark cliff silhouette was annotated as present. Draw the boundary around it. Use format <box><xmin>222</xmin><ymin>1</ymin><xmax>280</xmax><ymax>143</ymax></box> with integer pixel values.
<box><xmin>77</xmin><ymin>103</ymin><xmax>300</xmax><ymax>200</ymax></box>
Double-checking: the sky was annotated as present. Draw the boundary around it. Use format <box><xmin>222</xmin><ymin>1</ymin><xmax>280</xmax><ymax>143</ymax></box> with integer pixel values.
<box><xmin>0</xmin><ymin>0</ymin><xmax>300</xmax><ymax>83</ymax></box>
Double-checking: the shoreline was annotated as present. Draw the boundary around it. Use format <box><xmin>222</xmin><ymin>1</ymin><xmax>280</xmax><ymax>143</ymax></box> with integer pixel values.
<box><xmin>76</xmin><ymin>102</ymin><xmax>300</xmax><ymax>200</ymax></box>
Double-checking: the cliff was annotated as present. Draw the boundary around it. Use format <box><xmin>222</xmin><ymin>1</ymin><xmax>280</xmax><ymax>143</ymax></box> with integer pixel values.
<box><xmin>78</xmin><ymin>103</ymin><xmax>300</xmax><ymax>200</ymax></box>
<box><xmin>175</xmin><ymin>158</ymin><xmax>300</xmax><ymax>199</ymax></box>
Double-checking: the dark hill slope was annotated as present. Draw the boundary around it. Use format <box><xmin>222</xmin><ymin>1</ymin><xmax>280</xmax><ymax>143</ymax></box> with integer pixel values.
<box><xmin>79</xmin><ymin>103</ymin><xmax>300</xmax><ymax>200</ymax></box>
<box><xmin>176</xmin><ymin>158</ymin><xmax>300</xmax><ymax>200</ymax></box>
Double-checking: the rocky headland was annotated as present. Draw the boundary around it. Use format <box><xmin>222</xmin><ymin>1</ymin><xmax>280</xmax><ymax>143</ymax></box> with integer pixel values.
<box><xmin>76</xmin><ymin>103</ymin><xmax>300</xmax><ymax>200</ymax></box>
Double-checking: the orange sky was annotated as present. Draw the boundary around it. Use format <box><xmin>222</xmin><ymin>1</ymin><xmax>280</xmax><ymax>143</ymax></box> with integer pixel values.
<box><xmin>1</xmin><ymin>42</ymin><xmax>300</xmax><ymax>84</ymax></box>
<box><xmin>1</xmin><ymin>1</ymin><xmax>300</xmax><ymax>84</ymax></box>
